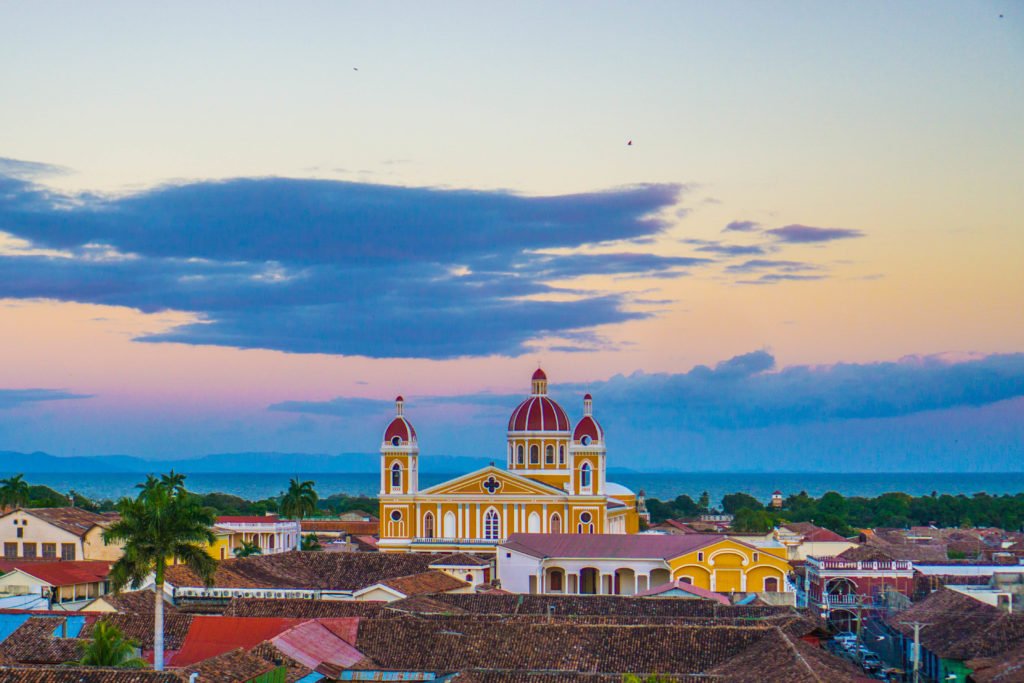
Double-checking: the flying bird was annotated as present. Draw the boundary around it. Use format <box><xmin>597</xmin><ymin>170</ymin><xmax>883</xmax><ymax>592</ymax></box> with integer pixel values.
<box><xmin>627</xmin><ymin>140</ymin><xmax>633</xmax><ymax>146</ymax></box>
<box><xmin>353</xmin><ymin>67</ymin><xmax>359</xmax><ymax>71</ymax></box>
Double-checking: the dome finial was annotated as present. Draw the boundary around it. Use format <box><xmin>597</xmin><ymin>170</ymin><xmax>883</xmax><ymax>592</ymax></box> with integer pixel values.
<box><xmin>395</xmin><ymin>395</ymin><xmax>404</xmax><ymax>416</ymax></box>
<box><xmin>583</xmin><ymin>392</ymin><xmax>593</xmax><ymax>416</ymax></box>
<box><xmin>531</xmin><ymin>367</ymin><xmax>548</xmax><ymax>395</ymax></box>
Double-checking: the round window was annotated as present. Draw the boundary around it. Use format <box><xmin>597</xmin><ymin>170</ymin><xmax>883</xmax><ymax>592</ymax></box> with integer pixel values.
<box><xmin>581</xmin><ymin>435</ymin><xmax>591</xmax><ymax>446</ymax></box>
<box><xmin>580</xmin><ymin>512</ymin><xmax>592</xmax><ymax>524</ymax></box>
<box><xmin>391</xmin><ymin>435</ymin><xmax>402</xmax><ymax>446</ymax></box>
<box><xmin>390</xmin><ymin>510</ymin><xmax>402</xmax><ymax>522</ymax></box>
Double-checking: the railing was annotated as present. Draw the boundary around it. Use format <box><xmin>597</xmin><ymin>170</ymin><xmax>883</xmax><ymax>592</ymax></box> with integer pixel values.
<box><xmin>412</xmin><ymin>537</ymin><xmax>504</xmax><ymax>546</ymax></box>
<box><xmin>215</xmin><ymin>521</ymin><xmax>299</xmax><ymax>531</ymax></box>
<box><xmin>811</xmin><ymin>558</ymin><xmax>912</xmax><ymax>571</ymax></box>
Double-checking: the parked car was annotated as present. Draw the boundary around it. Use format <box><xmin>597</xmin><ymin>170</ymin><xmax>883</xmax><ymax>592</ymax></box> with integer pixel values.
<box><xmin>861</xmin><ymin>653</ymin><xmax>883</xmax><ymax>670</ymax></box>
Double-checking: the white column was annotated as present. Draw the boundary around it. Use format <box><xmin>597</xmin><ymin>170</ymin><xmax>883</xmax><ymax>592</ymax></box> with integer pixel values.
<box><xmin>475</xmin><ymin>505</ymin><xmax>482</xmax><ymax>540</ymax></box>
<box><xmin>542</xmin><ymin>504</ymin><xmax>549</xmax><ymax>532</ymax></box>
<box><xmin>502</xmin><ymin>504</ymin><xmax>509</xmax><ymax>539</ymax></box>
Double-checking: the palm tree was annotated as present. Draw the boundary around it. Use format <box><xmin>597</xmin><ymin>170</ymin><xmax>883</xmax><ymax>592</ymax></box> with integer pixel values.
<box><xmin>233</xmin><ymin>539</ymin><xmax>262</xmax><ymax>558</ymax></box>
<box><xmin>160</xmin><ymin>470</ymin><xmax>187</xmax><ymax>498</ymax></box>
<box><xmin>102</xmin><ymin>473</ymin><xmax>216</xmax><ymax>671</ymax></box>
<box><xmin>280</xmin><ymin>478</ymin><xmax>318</xmax><ymax>551</ymax></box>
<box><xmin>0</xmin><ymin>474</ymin><xmax>31</xmax><ymax>509</ymax></box>
<box><xmin>77</xmin><ymin>620</ymin><xmax>146</xmax><ymax>668</ymax></box>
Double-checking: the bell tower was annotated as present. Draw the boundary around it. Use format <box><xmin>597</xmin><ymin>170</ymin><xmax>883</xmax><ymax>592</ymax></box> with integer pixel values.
<box><xmin>380</xmin><ymin>396</ymin><xmax>418</xmax><ymax>495</ymax></box>
<box><xmin>570</xmin><ymin>393</ymin><xmax>606</xmax><ymax>495</ymax></box>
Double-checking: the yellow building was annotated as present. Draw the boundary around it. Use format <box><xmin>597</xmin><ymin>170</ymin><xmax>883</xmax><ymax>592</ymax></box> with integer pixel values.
<box><xmin>498</xmin><ymin>533</ymin><xmax>793</xmax><ymax>596</ymax></box>
<box><xmin>378</xmin><ymin>369</ymin><xmax>646</xmax><ymax>553</ymax></box>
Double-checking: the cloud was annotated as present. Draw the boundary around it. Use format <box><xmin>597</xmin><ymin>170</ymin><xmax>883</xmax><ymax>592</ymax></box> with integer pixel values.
<box><xmin>0</xmin><ymin>168</ymin><xmax>688</xmax><ymax>358</ymax></box>
<box><xmin>726</xmin><ymin>259</ymin><xmax>820</xmax><ymax>273</ymax></box>
<box><xmin>722</xmin><ymin>220</ymin><xmax>761</xmax><ymax>233</ymax></box>
<box><xmin>0</xmin><ymin>158</ymin><xmax>66</xmax><ymax>180</ymax></box>
<box><xmin>268</xmin><ymin>351</ymin><xmax>1024</xmax><ymax>435</ymax></box>
<box><xmin>767</xmin><ymin>224</ymin><xmax>864</xmax><ymax>243</ymax></box>
<box><xmin>736</xmin><ymin>273</ymin><xmax>827</xmax><ymax>285</ymax></box>
<box><xmin>683</xmin><ymin>239</ymin><xmax>767</xmax><ymax>256</ymax></box>
<box><xmin>0</xmin><ymin>389</ymin><xmax>92</xmax><ymax>410</ymax></box>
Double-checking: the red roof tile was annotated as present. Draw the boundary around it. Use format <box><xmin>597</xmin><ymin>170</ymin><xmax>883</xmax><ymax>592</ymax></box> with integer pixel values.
<box><xmin>0</xmin><ymin>560</ymin><xmax>110</xmax><ymax>586</ymax></box>
<box><xmin>216</xmin><ymin>515</ymin><xmax>282</xmax><ymax>524</ymax></box>
<box><xmin>271</xmin><ymin>619</ymin><xmax>366</xmax><ymax>670</ymax></box>
<box><xmin>635</xmin><ymin>580</ymin><xmax>731</xmax><ymax>605</ymax></box>
<box><xmin>502</xmin><ymin>533</ymin><xmax>724</xmax><ymax>560</ymax></box>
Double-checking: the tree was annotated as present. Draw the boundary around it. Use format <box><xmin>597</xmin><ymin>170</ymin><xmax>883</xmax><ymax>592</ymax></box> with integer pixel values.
<box><xmin>731</xmin><ymin>508</ymin><xmax>776</xmax><ymax>533</ymax></box>
<box><xmin>698</xmin><ymin>491</ymin><xmax>710</xmax><ymax>514</ymax></box>
<box><xmin>77</xmin><ymin>620</ymin><xmax>147</xmax><ymax>668</ymax></box>
<box><xmin>280</xmin><ymin>478</ymin><xmax>318</xmax><ymax>551</ymax></box>
<box><xmin>102</xmin><ymin>473</ymin><xmax>216</xmax><ymax>671</ymax></box>
<box><xmin>721</xmin><ymin>492</ymin><xmax>763</xmax><ymax>515</ymax></box>
<box><xmin>0</xmin><ymin>474</ymin><xmax>31</xmax><ymax>509</ymax></box>
<box><xmin>233</xmin><ymin>539</ymin><xmax>263</xmax><ymax>558</ymax></box>
<box><xmin>301</xmin><ymin>533</ymin><xmax>322</xmax><ymax>551</ymax></box>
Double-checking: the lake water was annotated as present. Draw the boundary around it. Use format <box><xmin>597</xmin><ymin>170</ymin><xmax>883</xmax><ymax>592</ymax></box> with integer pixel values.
<box><xmin>12</xmin><ymin>471</ymin><xmax>1024</xmax><ymax>504</ymax></box>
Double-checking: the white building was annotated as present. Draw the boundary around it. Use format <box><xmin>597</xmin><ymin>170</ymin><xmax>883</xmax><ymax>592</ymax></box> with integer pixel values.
<box><xmin>0</xmin><ymin>560</ymin><xmax>112</xmax><ymax>610</ymax></box>
<box><xmin>0</xmin><ymin>507</ymin><xmax>122</xmax><ymax>562</ymax></box>
<box><xmin>215</xmin><ymin>515</ymin><xmax>301</xmax><ymax>555</ymax></box>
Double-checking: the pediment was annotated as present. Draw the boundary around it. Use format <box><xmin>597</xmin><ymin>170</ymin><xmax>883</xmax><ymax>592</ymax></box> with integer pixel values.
<box><xmin>421</xmin><ymin>466</ymin><xmax>564</xmax><ymax>497</ymax></box>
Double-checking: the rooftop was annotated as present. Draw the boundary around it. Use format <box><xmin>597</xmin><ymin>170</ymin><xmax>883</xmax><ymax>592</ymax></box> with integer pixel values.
<box><xmin>0</xmin><ymin>560</ymin><xmax>111</xmax><ymax>586</ymax></box>
<box><xmin>8</xmin><ymin>507</ymin><xmax>116</xmax><ymax>538</ymax></box>
<box><xmin>502</xmin><ymin>533</ymin><xmax>726</xmax><ymax>560</ymax></box>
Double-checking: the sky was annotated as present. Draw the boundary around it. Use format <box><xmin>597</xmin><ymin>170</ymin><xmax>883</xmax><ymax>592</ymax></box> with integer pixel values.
<box><xmin>0</xmin><ymin>2</ymin><xmax>1022</xmax><ymax>471</ymax></box>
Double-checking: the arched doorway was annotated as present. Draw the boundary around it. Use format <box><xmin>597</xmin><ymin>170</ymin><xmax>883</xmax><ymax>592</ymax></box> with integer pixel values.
<box><xmin>528</xmin><ymin>512</ymin><xmax>541</xmax><ymax>533</ymax></box>
<box><xmin>579</xmin><ymin>567</ymin><xmax>599</xmax><ymax>594</ymax></box>
<box><xmin>614</xmin><ymin>568</ymin><xmax>636</xmax><ymax>595</ymax></box>
<box><xmin>650</xmin><ymin>568</ymin><xmax>670</xmax><ymax>589</ymax></box>
<box><xmin>546</xmin><ymin>567</ymin><xmax>565</xmax><ymax>593</ymax></box>
<box><xmin>550</xmin><ymin>513</ymin><xmax>561</xmax><ymax>534</ymax></box>
<box><xmin>422</xmin><ymin>512</ymin><xmax>435</xmax><ymax>539</ymax></box>
<box><xmin>443</xmin><ymin>511</ymin><xmax>456</xmax><ymax>538</ymax></box>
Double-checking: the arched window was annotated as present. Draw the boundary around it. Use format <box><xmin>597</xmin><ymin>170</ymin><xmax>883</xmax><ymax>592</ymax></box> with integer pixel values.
<box><xmin>577</xmin><ymin>510</ymin><xmax>594</xmax><ymax>534</ymax></box>
<box><xmin>516</xmin><ymin>445</ymin><xmax>524</xmax><ymax>465</ymax></box>
<box><xmin>528</xmin><ymin>511</ymin><xmax>540</xmax><ymax>533</ymax></box>
<box><xmin>530</xmin><ymin>445</ymin><xmax>539</xmax><ymax>465</ymax></box>
<box><xmin>484</xmin><ymin>509</ymin><xmax>500</xmax><ymax>540</ymax></box>
<box><xmin>550</xmin><ymin>513</ymin><xmax>561</xmax><ymax>534</ymax></box>
<box><xmin>390</xmin><ymin>462</ymin><xmax>402</xmax><ymax>490</ymax></box>
<box><xmin>443</xmin><ymin>511</ymin><xmax>457</xmax><ymax>538</ymax></box>
<box><xmin>268</xmin><ymin>535</ymin><xmax>275</xmax><ymax>549</ymax></box>
<box><xmin>545</xmin><ymin>445</ymin><xmax>554</xmax><ymax>464</ymax></box>
<box><xmin>580</xmin><ymin>462</ymin><xmax>592</xmax><ymax>490</ymax></box>
<box><xmin>550</xmin><ymin>570</ymin><xmax>563</xmax><ymax>592</ymax></box>
<box><xmin>423</xmin><ymin>512</ymin><xmax>435</xmax><ymax>539</ymax></box>
<box><xmin>559</xmin><ymin>445</ymin><xmax>565</xmax><ymax>465</ymax></box>
<box><xmin>764</xmin><ymin>577</ymin><xmax>779</xmax><ymax>592</ymax></box>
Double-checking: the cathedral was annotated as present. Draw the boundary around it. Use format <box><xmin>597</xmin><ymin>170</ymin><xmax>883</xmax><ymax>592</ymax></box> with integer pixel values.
<box><xmin>378</xmin><ymin>369</ymin><xmax>646</xmax><ymax>553</ymax></box>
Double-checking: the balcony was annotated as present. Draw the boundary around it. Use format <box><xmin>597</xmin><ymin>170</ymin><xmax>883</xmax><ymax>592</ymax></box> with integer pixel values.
<box><xmin>412</xmin><ymin>537</ymin><xmax>504</xmax><ymax>546</ymax></box>
<box><xmin>810</xmin><ymin>558</ymin><xmax>912</xmax><ymax>572</ymax></box>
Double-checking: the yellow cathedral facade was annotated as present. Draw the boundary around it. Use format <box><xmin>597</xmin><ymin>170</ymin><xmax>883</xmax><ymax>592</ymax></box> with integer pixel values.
<box><xmin>378</xmin><ymin>369</ymin><xmax>646</xmax><ymax>553</ymax></box>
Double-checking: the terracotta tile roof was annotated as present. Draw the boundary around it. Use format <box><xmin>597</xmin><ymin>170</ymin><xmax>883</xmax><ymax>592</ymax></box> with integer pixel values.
<box><xmin>0</xmin><ymin>617</ymin><xmax>83</xmax><ymax>665</ymax></box>
<box><xmin>0</xmin><ymin>560</ymin><xmax>111</xmax><ymax>586</ymax></box>
<box><xmin>885</xmin><ymin>587</ymin><xmax>1024</xmax><ymax>660</ymax></box>
<box><xmin>0</xmin><ymin>668</ymin><xmax>182</xmax><ymax>682</ymax></box>
<box><xmin>709</xmin><ymin>626</ymin><xmax>864</xmax><ymax>682</ymax></box>
<box><xmin>223</xmin><ymin>598</ymin><xmax>385</xmax><ymax>619</ymax></box>
<box><xmin>82</xmin><ymin>613</ymin><xmax>194</xmax><ymax>651</ymax></box>
<box><xmin>782</xmin><ymin>522</ymin><xmax>850</xmax><ymax>544</ymax></box>
<box><xmin>13</xmin><ymin>508</ymin><xmax>115</xmax><ymax>537</ymax></box>
<box><xmin>836</xmin><ymin>544</ymin><xmax>897</xmax><ymax>562</ymax></box>
<box><xmin>352</xmin><ymin>535</ymin><xmax>379</xmax><ymax>550</ymax></box>
<box><xmin>450</xmin><ymin>673</ymin><xmax>698</xmax><ymax>682</ymax></box>
<box><xmin>174</xmin><ymin>646</ymin><xmax>278</xmax><ymax>683</ymax></box>
<box><xmin>351</xmin><ymin>618</ymin><xmax>770</xmax><ymax>675</ymax></box>
<box><xmin>378</xmin><ymin>570</ymin><xmax>469</xmax><ymax>596</ymax></box>
<box><xmin>169</xmin><ymin>616</ymin><xmax>304</xmax><ymax>667</ymax></box>
<box><xmin>248</xmin><ymin>641</ymin><xmax>313</xmax><ymax>683</ymax></box>
<box><xmin>968</xmin><ymin>640</ymin><xmax>1024</xmax><ymax>683</ymax></box>
<box><xmin>165</xmin><ymin>550</ymin><xmax>444</xmax><ymax>591</ymax></box>
<box><xmin>428</xmin><ymin>553</ymin><xmax>491</xmax><ymax>567</ymax></box>
<box><xmin>502</xmin><ymin>533</ymin><xmax>724</xmax><ymax>560</ymax></box>
<box><xmin>385</xmin><ymin>595</ymin><xmax>471</xmax><ymax>615</ymax></box>
<box><xmin>93</xmin><ymin>590</ymin><xmax>179</xmax><ymax>615</ymax></box>
<box><xmin>634</xmin><ymin>579</ymin><xmax>731</xmax><ymax>604</ymax></box>
<box><xmin>300</xmin><ymin>520</ymin><xmax>379</xmax><ymax>535</ymax></box>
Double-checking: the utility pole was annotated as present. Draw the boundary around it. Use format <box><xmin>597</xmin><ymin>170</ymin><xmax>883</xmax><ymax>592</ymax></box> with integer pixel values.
<box><xmin>901</xmin><ymin>621</ymin><xmax>929</xmax><ymax>683</ymax></box>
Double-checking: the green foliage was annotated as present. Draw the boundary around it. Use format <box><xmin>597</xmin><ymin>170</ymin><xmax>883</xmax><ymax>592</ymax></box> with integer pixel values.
<box><xmin>623</xmin><ymin>674</ymin><xmax>675</xmax><ymax>682</ymax></box>
<box><xmin>0</xmin><ymin>474</ymin><xmax>31</xmax><ymax>508</ymax></box>
<box><xmin>301</xmin><ymin>533</ymin><xmax>322</xmax><ymax>551</ymax></box>
<box><xmin>731</xmin><ymin>508</ymin><xmax>778</xmax><ymax>533</ymax></box>
<box><xmin>947</xmin><ymin>549</ymin><xmax>967</xmax><ymax>560</ymax></box>
<box><xmin>281</xmin><ymin>478</ymin><xmax>318</xmax><ymax>551</ymax></box>
<box><xmin>77</xmin><ymin>620</ymin><xmax>146</xmax><ymax>668</ymax></box>
<box><xmin>721</xmin><ymin>492</ymin><xmax>763</xmax><ymax>515</ymax></box>
<box><xmin>697</xmin><ymin>491</ymin><xmax>710</xmax><ymax>513</ymax></box>
<box><xmin>319</xmin><ymin>493</ymin><xmax>379</xmax><ymax>517</ymax></box>
<box><xmin>233</xmin><ymin>539</ymin><xmax>263</xmax><ymax>558</ymax></box>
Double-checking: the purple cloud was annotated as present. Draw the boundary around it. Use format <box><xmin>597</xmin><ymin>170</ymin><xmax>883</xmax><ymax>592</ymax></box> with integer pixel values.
<box><xmin>767</xmin><ymin>224</ymin><xmax>864</xmax><ymax>243</ymax></box>
<box><xmin>723</xmin><ymin>220</ymin><xmax>761</xmax><ymax>233</ymax></box>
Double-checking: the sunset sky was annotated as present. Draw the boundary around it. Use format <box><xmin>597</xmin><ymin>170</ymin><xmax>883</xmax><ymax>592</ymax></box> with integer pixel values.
<box><xmin>1</xmin><ymin>2</ymin><xmax>1022</xmax><ymax>470</ymax></box>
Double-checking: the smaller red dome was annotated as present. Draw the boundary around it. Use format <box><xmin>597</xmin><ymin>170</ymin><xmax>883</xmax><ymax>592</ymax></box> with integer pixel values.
<box><xmin>395</xmin><ymin>395</ymin><xmax>404</xmax><ymax>402</ymax></box>
<box><xmin>384</xmin><ymin>416</ymin><xmax>416</xmax><ymax>445</ymax></box>
<box><xmin>532</xmin><ymin>368</ymin><xmax>547</xmax><ymax>381</ymax></box>
<box><xmin>573</xmin><ymin>415</ymin><xmax>603</xmax><ymax>444</ymax></box>
<box><xmin>583</xmin><ymin>393</ymin><xmax>592</xmax><ymax>401</ymax></box>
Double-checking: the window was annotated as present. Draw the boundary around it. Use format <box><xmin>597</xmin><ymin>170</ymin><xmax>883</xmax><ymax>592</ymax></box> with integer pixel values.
<box><xmin>516</xmin><ymin>445</ymin><xmax>524</xmax><ymax>465</ymax></box>
<box><xmin>545</xmin><ymin>445</ymin><xmax>554</xmax><ymax>464</ymax></box>
<box><xmin>559</xmin><ymin>446</ymin><xmax>565</xmax><ymax>465</ymax></box>
<box><xmin>580</xmin><ymin>462</ymin><xmax>592</xmax><ymax>490</ymax></box>
<box><xmin>581</xmin><ymin>435</ymin><xmax>591</xmax><ymax>446</ymax></box>
<box><xmin>753</xmin><ymin>552</ymin><xmax>759</xmax><ymax>562</ymax></box>
<box><xmin>550</xmin><ymin>514</ymin><xmax>561</xmax><ymax>534</ymax></box>
<box><xmin>391</xmin><ymin>435</ymin><xmax>401</xmax><ymax>447</ymax></box>
<box><xmin>550</xmin><ymin>570</ymin><xmax>563</xmax><ymax>592</ymax></box>
<box><xmin>22</xmin><ymin>543</ymin><xmax>36</xmax><ymax>559</ymax></box>
<box><xmin>483</xmin><ymin>509</ymin><xmax>500</xmax><ymax>540</ymax></box>
<box><xmin>423</xmin><ymin>512</ymin><xmax>435</xmax><ymax>539</ymax></box>
<box><xmin>697</xmin><ymin>552</ymin><xmax>704</xmax><ymax>562</ymax></box>
<box><xmin>390</xmin><ymin>462</ymin><xmax>402</xmax><ymax>490</ymax></box>
<box><xmin>529</xmin><ymin>445</ymin><xmax>539</xmax><ymax>465</ymax></box>
<box><xmin>580</xmin><ymin>512</ymin><xmax>592</xmax><ymax>524</ymax></box>
<box><xmin>16</xmin><ymin>527</ymin><xmax>23</xmax><ymax>539</ymax></box>
<box><xmin>528</xmin><ymin>511</ymin><xmax>540</xmax><ymax>533</ymax></box>
<box><xmin>465</xmin><ymin>574</ymin><xmax>473</xmax><ymax>582</ymax></box>
<box><xmin>390</xmin><ymin>510</ymin><xmax>403</xmax><ymax>522</ymax></box>
<box><xmin>764</xmin><ymin>577</ymin><xmax>779</xmax><ymax>592</ymax></box>
<box><xmin>679</xmin><ymin>576</ymin><xmax>693</xmax><ymax>584</ymax></box>
<box><xmin>61</xmin><ymin>543</ymin><xmax>76</xmax><ymax>561</ymax></box>
<box><xmin>42</xmin><ymin>543</ymin><xmax>56</xmax><ymax>559</ymax></box>
<box><xmin>444</xmin><ymin>511</ymin><xmax>457</xmax><ymax>538</ymax></box>
<box><xmin>3</xmin><ymin>543</ymin><xmax>16</xmax><ymax>559</ymax></box>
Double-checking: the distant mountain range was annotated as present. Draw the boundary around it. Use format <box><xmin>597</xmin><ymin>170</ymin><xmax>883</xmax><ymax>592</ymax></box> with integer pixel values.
<box><xmin>0</xmin><ymin>450</ymin><xmax>640</xmax><ymax>475</ymax></box>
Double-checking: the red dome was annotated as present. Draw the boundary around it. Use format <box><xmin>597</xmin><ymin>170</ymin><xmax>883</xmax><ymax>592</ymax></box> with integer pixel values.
<box><xmin>583</xmin><ymin>392</ymin><xmax>592</xmax><ymax>400</ymax></box>
<box><xmin>532</xmin><ymin>368</ymin><xmax>547</xmax><ymax>381</ymax></box>
<box><xmin>573</xmin><ymin>415</ymin><xmax>604</xmax><ymax>443</ymax></box>
<box><xmin>508</xmin><ymin>396</ymin><xmax>570</xmax><ymax>432</ymax></box>
<box><xmin>384</xmin><ymin>416</ymin><xmax>416</xmax><ymax>445</ymax></box>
